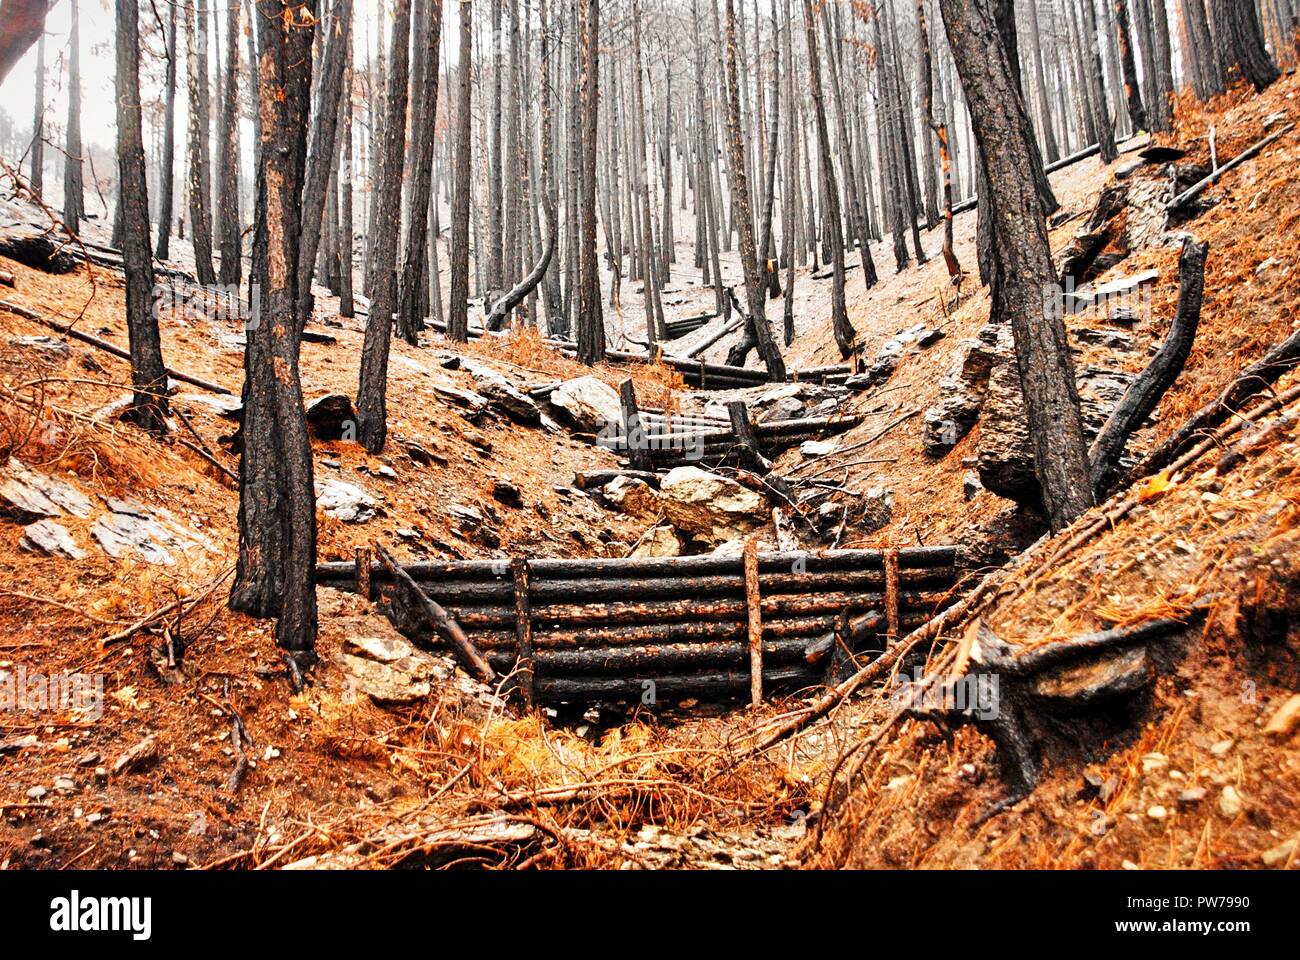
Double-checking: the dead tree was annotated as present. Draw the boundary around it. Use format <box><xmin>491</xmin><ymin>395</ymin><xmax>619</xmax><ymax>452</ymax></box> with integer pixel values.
<box><xmin>575</xmin><ymin>0</ymin><xmax>605</xmax><ymax>365</ymax></box>
<box><xmin>114</xmin><ymin>0</ymin><xmax>168</xmax><ymax>436</ymax></box>
<box><xmin>723</xmin><ymin>0</ymin><xmax>786</xmax><ymax>380</ymax></box>
<box><xmin>63</xmin><ymin>0</ymin><xmax>84</xmax><ymax>227</ymax></box>
<box><xmin>232</xmin><ymin>0</ymin><xmax>319</xmax><ymax>682</ymax></box>
<box><xmin>357</xmin><ymin>0</ymin><xmax>412</xmax><ymax>453</ymax></box>
<box><xmin>1113</xmin><ymin>0</ymin><xmax>1147</xmax><ymax>133</ymax></box>
<box><xmin>216</xmin><ymin>0</ymin><xmax>242</xmax><ymax>285</ymax></box>
<box><xmin>155</xmin><ymin>4</ymin><xmax>178</xmax><ymax>260</ymax></box>
<box><xmin>446</xmin><ymin>0</ymin><xmax>474</xmax><ymax>343</ymax></box>
<box><xmin>29</xmin><ymin>31</ymin><xmax>44</xmax><ymax>198</ymax></box>
<box><xmin>1208</xmin><ymin>0</ymin><xmax>1280</xmax><ymax>92</ymax></box>
<box><xmin>1090</xmin><ymin>239</ymin><xmax>1208</xmax><ymax>497</ymax></box>
<box><xmin>940</xmin><ymin>0</ymin><xmax>1094</xmax><ymax>532</ymax></box>
<box><xmin>185</xmin><ymin>0</ymin><xmax>217</xmax><ymax>285</ymax></box>
<box><xmin>396</xmin><ymin>0</ymin><xmax>443</xmax><ymax>345</ymax></box>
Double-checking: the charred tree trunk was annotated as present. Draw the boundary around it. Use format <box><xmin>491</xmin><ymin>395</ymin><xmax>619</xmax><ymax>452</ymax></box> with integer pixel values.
<box><xmin>721</xmin><ymin>0</ymin><xmax>786</xmax><ymax>379</ymax></box>
<box><xmin>1114</xmin><ymin>0</ymin><xmax>1148</xmax><ymax>132</ymax></box>
<box><xmin>1209</xmin><ymin>0</ymin><xmax>1280</xmax><ymax>91</ymax></box>
<box><xmin>940</xmin><ymin>0</ymin><xmax>1094</xmax><ymax>531</ymax></box>
<box><xmin>356</xmin><ymin>0</ymin><xmax>412</xmax><ymax>453</ymax></box>
<box><xmin>232</xmin><ymin>0</ymin><xmax>319</xmax><ymax>674</ymax></box>
<box><xmin>186</xmin><ymin>0</ymin><xmax>217</xmax><ymax>285</ymax></box>
<box><xmin>397</xmin><ymin>0</ymin><xmax>444</xmax><ymax>344</ymax></box>
<box><xmin>216</xmin><ymin>0</ymin><xmax>242</xmax><ymax>285</ymax></box>
<box><xmin>447</xmin><ymin>0</ymin><xmax>474</xmax><ymax>343</ymax></box>
<box><xmin>30</xmin><ymin>32</ymin><xmax>44</xmax><ymax>198</ymax></box>
<box><xmin>155</xmin><ymin>5</ymin><xmax>178</xmax><ymax>260</ymax></box>
<box><xmin>575</xmin><ymin>0</ymin><xmax>605</xmax><ymax>365</ymax></box>
<box><xmin>115</xmin><ymin>0</ymin><xmax>168</xmax><ymax>436</ymax></box>
<box><xmin>63</xmin><ymin>0</ymin><xmax>84</xmax><ymax>228</ymax></box>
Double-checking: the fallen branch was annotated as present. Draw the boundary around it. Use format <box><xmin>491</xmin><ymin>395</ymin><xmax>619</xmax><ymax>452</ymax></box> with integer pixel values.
<box><xmin>1166</xmin><ymin>123</ymin><xmax>1294</xmax><ymax>214</ymax></box>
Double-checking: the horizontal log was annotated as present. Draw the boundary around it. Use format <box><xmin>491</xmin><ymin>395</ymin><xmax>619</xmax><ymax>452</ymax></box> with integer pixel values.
<box><xmin>484</xmin><ymin>636</ymin><xmax>816</xmax><ymax>675</ymax></box>
<box><xmin>532</xmin><ymin>665</ymin><xmax>821</xmax><ymax>702</ymax></box>
<box><xmin>573</xmin><ymin>469</ymin><xmax>663</xmax><ymax>490</ymax></box>
<box><xmin>318</xmin><ymin>546</ymin><xmax>957</xmax><ymax>585</ymax></box>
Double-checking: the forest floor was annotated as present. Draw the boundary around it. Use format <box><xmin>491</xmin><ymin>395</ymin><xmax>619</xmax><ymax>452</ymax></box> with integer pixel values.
<box><xmin>0</xmin><ymin>75</ymin><xmax>1297</xmax><ymax>869</ymax></box>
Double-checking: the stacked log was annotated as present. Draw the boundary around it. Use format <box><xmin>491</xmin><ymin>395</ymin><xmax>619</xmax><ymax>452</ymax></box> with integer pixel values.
<box><xmin>319</xmin><ymin>547</ymin><xmax>962</xmax><ymax>704</ymax></box>
<box><xmin>663</xmin><ymin>313</ymin><xmax>716</xmax><ymax>340</ymax></box>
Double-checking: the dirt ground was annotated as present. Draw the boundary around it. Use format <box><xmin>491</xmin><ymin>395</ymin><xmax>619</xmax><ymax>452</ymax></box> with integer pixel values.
<box><xmin>0</xmin><ymin>74</ymin><xmax>1297</xmax><ymax>869</ymax></box>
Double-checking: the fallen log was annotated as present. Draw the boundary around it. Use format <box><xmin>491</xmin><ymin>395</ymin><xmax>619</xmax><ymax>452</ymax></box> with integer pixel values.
<box><xmin>1134</xmin><ymin>324</ymin><xmax>1300</xmax><ymax>481</ymax></box>
<box><xmin>0</xmin><ymin>300</ymin><xmax>234</xmax><ymax>396</ymax></box>
<box><xmin>573</xmin><ymin>469</ymin><xmax>663</xmax><ymax>490</ymax></box>
<box><xmin>1089</xmin><ymin>238</ymin><xmax>1206</xmax><ymax>497</ymax></box>
<box><xmin>373</xmin><ymin>543</ymin><xmax>496</xmax><ymax>685</ymax></box>
<box><xmin>686</xmin><ymin>317</ymin><xmax>745</xmax><ymax>358</ymax></box>
<box><xmin>483</xmin><ymin>636</ymin><xmax>816</xmax><ymax>676</ymax></box>
<box><xmin>533</xmin><ymin>665</ymin><xmax>820</xmax><ymax>701</ymax></box>
<box><xmin>1166</xmin><ymin>123</ymin><xmax>1295</xmax><ymax>215</ymax></box>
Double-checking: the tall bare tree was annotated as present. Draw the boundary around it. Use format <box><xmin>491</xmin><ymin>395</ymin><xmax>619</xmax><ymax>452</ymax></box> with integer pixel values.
<box><xmin>62</xmin><ymin>0</ymin><xmax>84</xmax><ymax>227</ymax></box>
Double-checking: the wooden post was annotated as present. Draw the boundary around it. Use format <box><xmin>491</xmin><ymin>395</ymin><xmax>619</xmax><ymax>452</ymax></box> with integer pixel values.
<box><xmin>743</xmin><ymin>538</ymin><xmax>763</xmax><ymax>708</ymax></box>
<box><xmin>511</xmin><ymin>557</ymin><xmax>534</xmax><ymax>709</ymax></box>
<box><xmin>884</xmin><ymin>547</ymin><xmax>901</xmax><ymax>645</ymax></box>
<box><xmin>618</xmin><ymin>378</ymin><xmax>653</xmax><ymax>471</ymax></box>
<box><xmin>355</xmin><ymin>546</ymin><xmax>372</xmax><ymax>601</ymax></box>
<box><xmin>727</xmin><ymin>400</ymin><xmax>771</xmax><ymax>472</ymax></box>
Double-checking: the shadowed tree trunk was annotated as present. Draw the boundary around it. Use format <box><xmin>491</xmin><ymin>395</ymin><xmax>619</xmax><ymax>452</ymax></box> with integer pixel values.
<box><xmin>29</xmin><ymin>31</ymin><xmax>44</xmax><ymax>198</ymax></box>
<box><xmin>1114</xmin><ymin>0</ymin><xmax>1147</xmax><ymax>131</ymax></box>
<box><xmin>216</xmin><ymin>0</ymin><xmax>242</xmax><ymax>285</ymax></box>
<box><xmin>114</xmin><ymin>0</ymin><xmax>168</xmax><ymax>436</ymax></box>
<box><xmin>802</xmin><ymin>0</ymin><xmax>856</xmax><ymax>358</ymax></box>
<box><xmin>63</xmin><ymin>0</ymin><xmax>84</xmax><ymax>228</ymax></box>
<box><xmin>339</xmin><ymin>46</ymin><xmax>355</xmax><ymax>319</ymax></box>
<box><xmin>1209</xmin><ymin>0</ymin><xmax>1280</xmax><ymax>91</ymax></box>
<box><xmin>186</xmin><ymin>0</ymin><xmax>217</xmax><ymax>284</ymax></box>
<box><xmin>1081</xmin><ymin>0</ymin><xmax>1118</xmax><ymax>162</ymax></box>
<box><xmin>724</xmin><ymin>0</ymin><xmax>787</xmax><ymax>379</ymax></box>
<box><xmin>356</xmin><ymin>0</ymin><xmax>412</xmax><ymax>452</ymax></box>
<box><xmin>447</xmin><ymin>0</ymin><xmax>474</xmax><ymax>343</ymax></box>
<box><xmin>1181</xmin><ymin>0</ymin><xmax>1223</xmax><ymax>99</ymax></box>
<box><xmin>397</xmin><ymin>0</ymin><xmax>444</xmax><ymax>344</ymax></box>
<box><xmin>575</xmin><ymin>0</ymin><xmax>605</xmax><ymax>365</ymax></box>
<box><xmin>232</xmin><ymin>0</ymin><xmax>318</xmax><ymax>678</ymax></box>
<box><xmin>155</xmin><ymin>4</ymin><xmax>178</xmax><ymax>260</ymax></box>
<box><xmin>295</xmin><ymin>0</ymin><xmax>353</xmax><ymax>334</ymax></box>
<box><xmin>940</xmin><ymin>0</ymin><xmax>1094</xmax><ymax>531</ymax></box>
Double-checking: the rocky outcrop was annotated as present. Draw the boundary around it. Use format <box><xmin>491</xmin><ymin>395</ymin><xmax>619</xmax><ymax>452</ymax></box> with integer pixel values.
<box><xmin>548</xmin><ymin>376</ymin><xmax>621</xmax><ymax>434</ymax></box>
<box><xmin>847</xmin><ymin>323</ymin><xmax>944</xmax><ymax>392</ymax></box>
<box><xmin>659</xmin><ymin>467</ymin><xmax>767</xmax><ymax>545</ymax></box>
<box><xmin>1</xmin><ymin>458</ymin><xmax>94</xmax><ymax>521</ymax></box>
<box><xmin>90</xmin><ymin>499</ymin><xmax>216</xmax><ymax>566</ymax></box>
<box><xmin>305</xmin><ymin>394</ymin><xmax>357</xmax><ymax>441</ymax></box>
<box><xmin>19</xmin><ymin>519</ymin><xmax>85</xmax><ymax>559</ymax></box>
<box><xmin>631</xmin><ymin>526</ymin><xmax>684</xmax><ymax>558</ymax></box>
<box><xmin>316</xmin><ymin>479</ymin><xmax>377</xmax><ymax>523</ymax></box>
<box><xmin>602</xmin><ymin>475</ymin><xmax>662</xmax><ymax>520</ymax></box>
<box><xmin>922</xmin><ymin>324</ymin><xmax>1012</xmax><ymax>458</ymax></box>
<box><xmin>746</xmin><ymin>382</ymin><xmax>849</xmax><ymax>424</ymax></box>
<box><xmin>341</xmin><ymin>634</ymin><xmax>448</xmax><ymax>705</ymax></box>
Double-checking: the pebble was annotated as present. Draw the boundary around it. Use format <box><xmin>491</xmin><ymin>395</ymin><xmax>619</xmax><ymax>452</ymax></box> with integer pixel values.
<box><xmin>1141</xmin><ymin>752</ymin><xmax>1169</xmax><ymax>773</ymax></box>
<box><xmin>25</xmin><ymin>785</ymin><xmax>47</xmax><ymax>800</ymax></box>
<box><xmin>53</xmin><ymin>777</ymin><xmax>76</xmax><ymax>795</ymax></box>
<box><xmin>75</xmin><ymin>751</ymin><xmax>100</xmax><ymax>767</ymax></box>
<box><xmin>1147</xmin><ymin>805</ymin><xmax>1168</xmax><ymax>820</ymax></box>
<box><xmin>1218</xmin><ymin>785</ymin><xmax>1244</xmax><ymax>818</ymax></box>
<box><xmin>1210</xmin><ymin>739</ymin><xmax>1234</xmax><ymax>757</ymax></box>
<box><xmin>1179</xmin><ymin>787</ymin><xmax>1208</xmax><ymax>805</ymax></box>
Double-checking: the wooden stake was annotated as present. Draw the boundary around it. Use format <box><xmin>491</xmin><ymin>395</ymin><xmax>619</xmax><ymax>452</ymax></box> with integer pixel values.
<box><xmin>744</xmin><ymin>538</ymin><xmax>763</xmax><ymax>708</ymax></box>
<box><xmin>884</xmin><ymin>548</ymin><xmax>901</xmax><ymax>645</ymax></box>
<box><xmin>511</xmin><ymin>557</ymin><xmax>534</xmax><ymax>709</ymax></box>
<box><xmin>354</xmin><ymin>546</ymin><xmax>372</xmax><ymax>601</ymax></box>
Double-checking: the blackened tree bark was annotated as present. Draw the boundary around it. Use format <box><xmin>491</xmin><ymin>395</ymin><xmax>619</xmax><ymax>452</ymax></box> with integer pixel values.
<box><xmin>396</xmin><ymin>0</ymin><xmax>443</xmax><ymax>344</ymax></box>
<box><xmin>918</xmin><ymin>0</ymin><xmax>961</xmax><ymax>279</ymax></box>
<box><xmin>63</xmin><ymin>0</ymin><xmax>84</xmax><ymax>227</ymax></box>
<box><xmin>940</xmin><ymin>0</ymin><xmax>1094</xmax><ymax>531</ymax></box>
<box><xmin>186</xmin><ymin>0</ymin><xmax>217</xmax><ymax>285</ymax></box>
<box><xmin>802</xmin><ymin>0</ymin><xmax>855</xmax><ymax>358</ymax></box>
<box><xmin>1114</xmin><ymin>0</ymin><xmax>1148</xmax><ymax>131</ymax></box>
<box><xmin>155</xmin><ymin>3</ymin><xmax>178</xmax><ymax>259</ymax></box>
<box><xmin>356</xmin><ymin>0</ymin><xmax>412</xmax><ymax>453</ymax></box>
<box><xmin>339</xmin><ymin>48</ymin><xmax>355</xmax><ymax>319</ymax></box>
<box><xmin>29</xmin><ymin>31</ymin><xmax>45</xmax><ymax>198</ymax></box>
<box><xmin>216</xmin><ymin>0</ymin><xmax>241</xmax><ymax>285</ymax></box>
<box><xmin>575</xmin><ymin>0</ymin><xmax>605</xmax><ymax>365</ymax></box>
<box><xmin>114</xmin><ymin>0</ymin><xmax>168</xmax><ymax>435</ymax></box>
<box><xmin>724</xmin><ymin>0</ymin><xmax>786</xmax><ymax>379</ymax></box>
<box><xmin>1080</xmin><ymin>0</ymin><xmax>1118</xmax><ymax>162</ymax></box>
<box><xmin>295</xmin><ymin>0</ymin><xmax>353</xmax><ymax>333</ymax></box>
<box><xmin>447</xmin><ymin>0</ymin><xmax>473</xmax><ymax>343</ymax></box>
<box><xmin>232</xmin><ymin>0</ymin><xmax>318</xmax><ymax>676</ymax></box>
<box><xmin>1146</xmin><ymin>0</ymin><xmax>1174</xmax><ymax>129</ymax></box>
<box><xmin>1209</xmin><ymin>0</ymin><xmax>1280</xmax><ymax>91</ymax></box>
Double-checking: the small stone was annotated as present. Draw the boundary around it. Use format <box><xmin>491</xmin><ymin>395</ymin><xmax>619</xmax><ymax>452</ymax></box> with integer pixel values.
<box><xmin>93</xmin><ymin>767</ymin><xmax>108</xmax><ymax>782</ymax></box>
<box><xmin>86</xmin><ymin>812</ymin><xmax>108</xmax><ymax>825</ymax></box>
<box><xmin>1261</xmin><ymin>834</ymin><xmax>1299</xmax><ymax>867</ymax></box>
<box><xmin>1141</xmin><ymin>752</ymin><xmax>1168</xmax><ymax>773</ymax></box>
<box><xmin>1263</xmin><ymin>694</ymin><xmax>1300</xmax><ymax>739</ymax></box>
<box><xmin>1147</xmin><ymin>805</ymin><xmax>1167</xmax><ymax>820</ymax></box>
<box><xmin>1121</xmin><ymin>860</ymin><xmax>1139</xmax><ymax>870</ymax></box>
<box><xmin>172</xmin><ymin>851</ymin><xmax>189</xmax><ymax>866</ymax></box>
<box><xmin>1218</xmin><ymin>785</ymin><xmax>1244</xmax><ymax>818</ymax></box>
<box><xmin>1210</xmin><ymin>739</ymin><xmax>1234</xmax><ymax>757</ymax></box>
<box><xmin>1178</xmin><ymin>787</ymin><xmax>1207</xmax><ymax>805</ymax></box>
<box><xmin>53</xmin><ymin>777</ymin><xmax>76</xmax><ymax>795</ymax></box>
<box><xmin>75</xmin><ymin>751</ymin><xmax>100</xmax><ymax>767</ymax></box>
<box><xmin>492</xmin><ymin>479</ymin><xmax>524</xmax><ymax>508</ymax></box>
<box><xmin>25</xmin><ymin>785</ymin><xmax>47</xmax><ymax>800</ymax></box>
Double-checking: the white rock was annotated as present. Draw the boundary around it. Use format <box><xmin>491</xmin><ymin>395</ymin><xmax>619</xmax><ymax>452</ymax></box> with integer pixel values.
<box><xmin>549</xmin><ymin>376</ymin><xmax>622</xmax><ymax>434</ymax></box>
<box><xmin>315</xmin><ymin>479</ymin><xmax>376</xmax><ymax>523</ymax></box>
<box><xmin>658</xmin><ymin>466</ymin><xmax>766</xmax><ymax>545</ymax></box>
<box><xmin>19</xmin><ymin>519</ymin><xmax>86</xmax><ymax>559</ymax></box>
